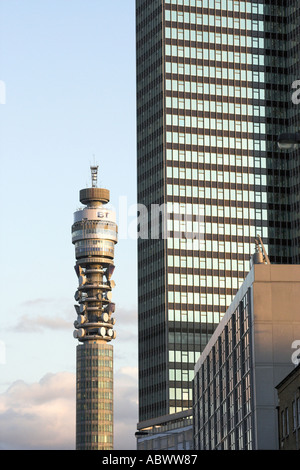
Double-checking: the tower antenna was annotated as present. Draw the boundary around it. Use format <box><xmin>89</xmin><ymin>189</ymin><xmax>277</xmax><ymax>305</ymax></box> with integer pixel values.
<box><xmin>90</xmin><ymin>164</ymin><xmax>99</xmax><ymax>188</ymax></box>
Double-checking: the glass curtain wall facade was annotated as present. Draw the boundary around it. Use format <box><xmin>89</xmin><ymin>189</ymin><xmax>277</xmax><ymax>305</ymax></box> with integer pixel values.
<box><xmin>265</xmin><ymin>1</ymin><xmax>300</xmax><ymax>263</ymax></box>
<box><xmin>285</xmin><ymin>1</ymin><xmax>300</xmax><ymax>263</ymax></box>
<box><xmin>136</xmin><ymin>0</ymin><xmax>300</xmax><ymax>424</ymax></box>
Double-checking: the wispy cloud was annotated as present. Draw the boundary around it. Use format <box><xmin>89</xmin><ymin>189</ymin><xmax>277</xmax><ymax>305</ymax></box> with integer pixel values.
<box><xmin>115</xmin><ymin>307</ymin><xmax>138</xmax><ymax>342</ymax></box>
<box><xmin>116</xmin><ymin>307</ymin><xmax>138</xmax><ymax>325</ymax></box>
<box><xmin>13</xmin><ymin>297</ymin><xmax>73</xmax><ymax>333</ymax></box>
<box><xmin>13</xmin><ymin>300</ymin><xmax>137</xmax><ymax>336</ymax></box>
<box><xmin>20</xmin><ymin>298</ymin><xmax>55</xmax><ymax>308</ymax></box>
<box><xmin>14</xmin><ymin>314</ymin><xmax>72</xmax><ymax>332</ymax></box>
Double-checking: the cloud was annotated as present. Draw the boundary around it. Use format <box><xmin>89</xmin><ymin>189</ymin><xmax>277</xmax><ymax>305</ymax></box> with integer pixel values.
<box><xmin>20</xmin><ymin>298</ymin><xmax>56</xmax><ymax>308</ymax></box>
<box><xmin>13</xmin><ymin>301</ymin><xmax>138</xmax><ymax>337</ymax></box>
<box><xmin>116</xmin><ymin>306</ymin><xmax>138</xmax><ymax>328</ymax></box>
<box><xmin>115</xmin><ymin>307</ymin><xmax>138</xmax><ymax>344</ymax></box>
<box><xmin>114</xmin><ymin>366</ymin><xmax>138</xmax><ymax>450</ymax></box>
<box><xmin>0</xmin><ymin>372</ymin><xmax>76</xmax><ymax>450</ymax></box>
<box><xmin>0</xmin><ymin>367</ymin><xmax>138</xmax><ymax>450</ymax></box>
<box><xmin>14</xmin><ymin>313</ymin><xmax>72</xmax><ymax>332</ymax></box>
<box><xmin>13</xmin><ymin>297</ymin><xmax>73</xmax><ymax>333</ymax></box>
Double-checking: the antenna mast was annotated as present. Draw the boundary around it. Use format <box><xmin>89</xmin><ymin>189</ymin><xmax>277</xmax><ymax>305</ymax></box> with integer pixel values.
<box><xmin>90</xmin><ymin>165</ymin><xmax>99</xmax><ymax>188</ymax></box>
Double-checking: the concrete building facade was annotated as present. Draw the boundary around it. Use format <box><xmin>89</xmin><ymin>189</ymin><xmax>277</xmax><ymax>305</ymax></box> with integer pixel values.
<box><xmin>193</xmin><ymin>263</ymin><xmax>300</xmax><ymax>450</ymax></box>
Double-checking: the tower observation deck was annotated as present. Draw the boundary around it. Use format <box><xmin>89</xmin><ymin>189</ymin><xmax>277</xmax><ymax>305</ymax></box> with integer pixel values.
<box><xmin>72</xmin><ymin>166</ymin><xmax>118</xmax><ymax>450</ymax></box>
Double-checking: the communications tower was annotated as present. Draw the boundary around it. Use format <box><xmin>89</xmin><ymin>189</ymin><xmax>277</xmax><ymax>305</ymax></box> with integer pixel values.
<box><xmin>72</xmin><ymin>166</ymin><xmax>118</xmax><ymax>450</ymax></box>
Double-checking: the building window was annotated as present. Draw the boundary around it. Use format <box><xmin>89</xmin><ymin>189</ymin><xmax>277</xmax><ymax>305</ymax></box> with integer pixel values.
<box><xmin>281</xmin><ymin>410</ymin><xmax>285</xmax><ymax>439</ymax></box>
<box><xmin>293</xmin><ymin>400</ymin><xmax>297</xmax><ymax>431</ymax></box>
<box><xmin>281</xmin><ymin>407</ymin><xmax>290</xmax><ymax>439</ymax></box>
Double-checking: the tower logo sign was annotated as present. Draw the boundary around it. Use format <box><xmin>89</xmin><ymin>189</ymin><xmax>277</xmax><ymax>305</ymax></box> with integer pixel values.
<box><xmin>97</xmin><ymin>211</ymin><xmax>110</xmax><ymax>219</ymax></box>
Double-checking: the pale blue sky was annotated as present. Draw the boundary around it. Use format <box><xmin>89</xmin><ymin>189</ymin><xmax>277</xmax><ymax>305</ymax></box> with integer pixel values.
<box><xmin>0</xmin><ymin>0</ymin><xmax>138</xmax><ymax>449</ymax></box>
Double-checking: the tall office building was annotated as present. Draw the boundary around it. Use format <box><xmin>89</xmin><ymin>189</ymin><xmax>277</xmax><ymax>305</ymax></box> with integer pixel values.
<box><xmin>265</xmin><ymin>1</ymin><xmax>300</xmax><ymax>264</ymax></box>
<box><xmin>136</xmin><ymin>0</ymin><xmax>300</xmax><ymax>426</ymax></box>
<box><xmin>72</xmin><ymin>166</ymin><xmax>118</xmax><ymax>450</ymax></box>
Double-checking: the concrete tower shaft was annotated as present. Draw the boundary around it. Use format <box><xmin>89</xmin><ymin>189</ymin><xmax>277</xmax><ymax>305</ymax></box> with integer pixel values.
<box><xmin>72</xmin><ymin>166</ymin><xmax>118</xmax><ymax>450</ymax></box>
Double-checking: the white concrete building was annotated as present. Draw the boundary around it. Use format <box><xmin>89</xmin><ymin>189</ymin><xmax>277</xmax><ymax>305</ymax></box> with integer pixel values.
<box><xmin>193</xmin><ymin>263</ymin><xmax>300</xmax><ymax>450</ymax></box>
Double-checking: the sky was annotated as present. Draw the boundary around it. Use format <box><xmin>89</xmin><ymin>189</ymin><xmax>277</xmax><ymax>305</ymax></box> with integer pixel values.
<box><xmin>0</xmin><ymin>0</ymin><xmax>138</xmax><ymax>450</ymax></box>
